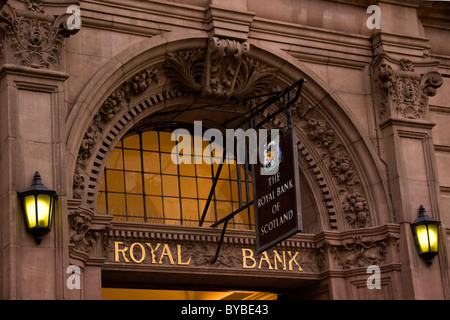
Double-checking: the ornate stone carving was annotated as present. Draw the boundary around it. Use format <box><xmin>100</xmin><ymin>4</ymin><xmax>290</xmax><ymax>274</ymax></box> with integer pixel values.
<box><xmin>24</xmin><ymin>0</ymin><xmax>44</xmax><ymax>13</ymax></box>
<box><xmin>165</xmin><ymin>49</ymin><xmax>205</xmax><ymax>95</ymax></box>
<box><xmin>0</xmin><ymin>2</ymin><xmax>79</xmax><ymax>69</ymax></box>
<box><xmin>305</xmin><ymin>118</ymin><xmax>335</xmax><ymax>149</ymax></box>
<box><xmin>79</xmin><ymin>125</ymin><xmax>98</xmax><ymax>160</ymax></box>
<box><xmin>68</xmin><ymin>201</ymin><xmax>112</xmax><ymax>262</ymax></box>
<box><xmin>95</xmin><ymin>67</ymin><xmax>159</xmax><ymax>126</ymax></box>
<box><xmin>342</xmin><ymin>192</ymin><xmax>369</xmax><ymax>228</ymax></box>
<box><xmin>332</xmin><ymin>236</ymin><xmax>388</xmax><ymax>269</ymax></box>
<box><xmin>294</xmin><ymin>105</ymin><xmax>370</xmax><ymax>229</ymax></box>
<box><xmin>72</xmin><ymin>159</ymin><xmax>85</xmax><ymax>200</ymax></box>
<box><xmin>373</xmin><ymin>57</ymin><xmax>443</xmax><ymax>120</ymax></box>
<box><xmin>165</xmin><ymin>37</ymin><xmax>276</xmax><ymax>98</ymax></box>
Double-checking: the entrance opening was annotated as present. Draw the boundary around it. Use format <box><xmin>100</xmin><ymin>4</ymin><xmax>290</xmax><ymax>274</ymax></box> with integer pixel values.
<box><xmin>102</xmin><ymin>288</ymin><xmax>278</xmax><ymax>300</ymax></box>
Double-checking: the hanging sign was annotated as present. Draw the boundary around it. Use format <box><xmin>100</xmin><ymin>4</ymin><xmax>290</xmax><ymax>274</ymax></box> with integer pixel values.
<box><xmin>253</xmin><ymin>127</ymin><xmax>302</xmax><ymax>253</ymax></box>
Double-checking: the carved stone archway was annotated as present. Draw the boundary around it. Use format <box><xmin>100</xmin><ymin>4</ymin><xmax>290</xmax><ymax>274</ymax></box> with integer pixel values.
<box><xmin>66</xmin><ymin>33</ymin><xmax>399</xmax><ymax>299</ymax></box>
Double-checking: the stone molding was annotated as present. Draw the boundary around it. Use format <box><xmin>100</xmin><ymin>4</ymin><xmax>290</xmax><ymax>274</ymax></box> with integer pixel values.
<box><xmin>206</xmin><ymin>5</ymin><xmax>255</xmax><ymax>40</ymax></box>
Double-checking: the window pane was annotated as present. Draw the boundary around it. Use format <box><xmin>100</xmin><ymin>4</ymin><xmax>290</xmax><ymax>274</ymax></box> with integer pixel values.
<box><xmin>97</xmin><ymin>192</ymin><xmax>107</xmax><ymax>214</ymax></box>
<box><xmin>179</xmin><ymin>156</ymin><xmax>195</xmax><ymax>176</ymax></box>
<box><xmin>124</xmin><ymin>150</ymin><xmax>141</xmax><ymax>171</ymax></box>
<box><xmin>143</xmin><ymin>151</ymin><xmax>160</xmax><ymax>173</ymax></box>
<box><xmin>159</xmin><ymin>131</ymin><xmax>176</xmax><ymax>153</ymax></box>
<box><xmin>163</xmin><ymin>197</ymin><xmax>181</xmax><ymax>221</ymax></box>
<box><xmin>106</xmin><ymin>170</ymin><xmax>124</xmax><ymax>192</ymax></box>
<box><xmin>162</xmin><ymin>175</ymin><xmax>179</xmax><ymax>197</ymax></box>
<box><xmin>145</xmin><ymin>196</ymin><xmax>163</xmax><ymax>219</ymax></box>
<box><xmin>106</xmin><ymin>149</ymin><xmax>123</xmax><ymax>170</ymax></box>
<box><xmin>213</xmin><ymin>162</ymin><xmax>229</xmax><ymax>179</ymax></box>
<box><xmin>126</xmin><ymin>194</ymin><xmax>144</xmax><ymax>219</ymax></box>
<box><xmin>197</xmin><ymin>178</ymin><xmax>212</xmax><ymax>199</ymax></box>
<box><xmin>198</xmin><ymin>199</ymin><xmax>215</xmax><ymax>224</ymax></box>
<box><xmin>181</xmin><ymin>198</ymin><xmax>199</xmax><ymax>222</ymax></box>
<box><xmin>123</xmin><ymin>134</ymin><xmax>141</xmax><ymax>149</ymax></box>
<box><xmin>231</xmin><ymin>182</ymin><xmax>240</xmax><ymax>202</ymax></box>
<box><xmin>196</xmin><ymin>160</ymin><xmax>212</xmax><ymax>177</ymax></box>
<box><xmin>229</xmin><ymin>164</ymin><xmax>237</xmax><ymax>180</ymax></box>
<box><xmin>180</xmin><ymin>177</ymin><xmax>197</xmax><ymax>198</ymax></box>
<box><xmin>99</xmin><ymin>172</ymin><xmax>106</xmax><ymax>191</ymax></box>
<box><xmin>141</xmin><ymin>131</ymin><xmax>159</xmax><ymax>151</ymax></box>
<box><xmin>234</xmin><ymin>209</ymin><xmax>250</xmax><ymax>228</ymax></box>
<box><xmin>125</xmin><ymin>172</ymin><xmax>143</xmax><ymax>193</ymax></box>
<box><xmin>144</xmin><ymin>173</ymin><xmax>162</xmax><ymax>196</ymax></box>
<box><xmin>160</xmin><ymin>153</ymin><xmax>178</xmax><ymax>175</ymax></box>
<box><xmin>108</xmin><ymin>193</ymin><xmax>126</xmax><ymax>215</ymax></box>
<box><xmin>216</xmin><ymin>201</ymin><xmax>232</xmax><ymax>221</ymax></box>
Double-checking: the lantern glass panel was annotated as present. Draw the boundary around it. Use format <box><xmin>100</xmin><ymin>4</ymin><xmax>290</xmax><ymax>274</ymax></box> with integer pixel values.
<box><xmin>24</xmin><ymin>195</ymin><xmax>37</xmax><ymax>228</ymax></box>
<box><xmin>416</xmin><ymin>224</ymin><xmax>429</xmax><ymax>253</ymax></box>
<box><xmin>24</xmin><ymin>194</ymin><xmax>52</xmax><ymax>228</ymax></box>
<box><xmin>428</xmin><ymin>224</ymin><xmax>438</xmax><ymax>252</ymax></box>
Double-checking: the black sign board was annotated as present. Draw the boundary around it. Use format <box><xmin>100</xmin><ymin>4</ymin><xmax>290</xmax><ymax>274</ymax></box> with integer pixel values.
<box><xmin>253</xmin><ymin>128</ymin><xmax>302</xmax><ymax>253</ymax></box>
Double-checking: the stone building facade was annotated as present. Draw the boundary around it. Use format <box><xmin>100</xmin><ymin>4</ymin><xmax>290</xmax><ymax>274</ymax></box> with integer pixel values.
<box><xmin>1</xmin><ymin>0</ymin><xmax>449</xmax><ymax>300</ymax></box>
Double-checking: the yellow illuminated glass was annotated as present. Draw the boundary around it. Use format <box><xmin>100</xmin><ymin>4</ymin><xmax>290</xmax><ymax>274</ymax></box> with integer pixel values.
<box><xmin>428</xmin><ymin>224</ymin><xmax>438</xmax><ymax>252</ymax></box>
<box><xmin>24</xmin><ymin>194</ymin><xmax>52</xmax><ymax>228</ymax></box>
<box><xmin>98</xmin><ymin>129</ymin><xmax>254</xmax><ymax>230</ymax></box>
<box><xmin>416</xmin><ymin>224</ymin><xmax>429</xmax><ymax>252</ymax></box>
<box><xmin>415</xmin><ymin>224</ymin><xmax>439</xmax><ymax>253</ymax></box>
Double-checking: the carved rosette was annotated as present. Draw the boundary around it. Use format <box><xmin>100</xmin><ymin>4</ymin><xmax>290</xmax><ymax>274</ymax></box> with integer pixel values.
<box><xmin>0</xmin><ymin>1</ymin><xmax>79</xmax><ymax>70</ymax></box>
<box><xmin>373</xmin><ymin>57</ymin><xmax>443</xmax><ymax>121</ymax></box>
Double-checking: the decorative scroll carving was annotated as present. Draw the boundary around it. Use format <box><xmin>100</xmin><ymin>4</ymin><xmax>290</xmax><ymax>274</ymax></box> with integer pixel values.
<box><xmin>373</xmin><ymin>57</ymin><xmax>443</xmax><ymax>120</ymax></box>
<box><xmin>0</xmin><ymin>2</ymin><xmax>79</xmax><ymax>69</ymax></box>
<box><xmin>165</xmin><ymin>49</ymin><xmax>205</xmax><ymax>95</ymax></box>
<box><xmin>165</xmin><ymin>37</ymin><xmax>276</xmax><ymax>98</ymax></box>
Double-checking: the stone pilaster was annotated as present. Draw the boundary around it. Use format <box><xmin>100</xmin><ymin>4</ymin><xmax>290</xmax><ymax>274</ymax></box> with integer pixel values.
<box><xmin>0</xmin><ymin>0</ymin><xmax>79</xmax><ymax>299</ymax></box>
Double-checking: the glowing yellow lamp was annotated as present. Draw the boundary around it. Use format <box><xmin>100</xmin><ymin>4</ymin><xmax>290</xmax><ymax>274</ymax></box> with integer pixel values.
<box><xmin>18</xmin><ymin>172</ymin><xmax>57</xmax><ymax>244</ymax></box>
<box><xmin>411</xmin><ymin>205</ymin><xmax>440</xmax><ymax>266</ymax></box>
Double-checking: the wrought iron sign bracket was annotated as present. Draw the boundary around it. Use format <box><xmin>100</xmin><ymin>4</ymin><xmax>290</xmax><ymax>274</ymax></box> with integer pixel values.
<box><xmin>196</xmin><ymin>79</ymin><xmax>306</xmax><ymax>264</ymax></box>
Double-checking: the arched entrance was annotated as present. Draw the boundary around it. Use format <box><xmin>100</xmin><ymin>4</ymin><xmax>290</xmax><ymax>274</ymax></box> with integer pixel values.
<box><xmin>67</xmin><ymin>32</ymin><xmax>400</xmax><ymax>300</ymax></box>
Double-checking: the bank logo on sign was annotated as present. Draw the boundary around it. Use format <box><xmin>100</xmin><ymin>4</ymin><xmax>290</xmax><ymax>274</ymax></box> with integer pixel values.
<box><xmin>263</xmin><ymin>136</ymin><xmax>281</xmax><ymax>175</ymax></box>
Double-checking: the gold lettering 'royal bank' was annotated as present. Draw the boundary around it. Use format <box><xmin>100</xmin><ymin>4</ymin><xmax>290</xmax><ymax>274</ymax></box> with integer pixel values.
<box><xmin>113</xmin><ymin>241</ymin><xmax>303</xmax><ymax>272</ymax></box>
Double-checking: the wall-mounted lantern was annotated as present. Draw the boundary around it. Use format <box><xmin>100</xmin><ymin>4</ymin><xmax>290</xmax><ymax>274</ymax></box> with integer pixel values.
<box><xmin>18</xmin><ymin>171</ymin><xmax>57</xmax><ymax>245</ymax></box>
<box><xmin>411</xmin><ymin>205</ymin><xmax>440</xmax><ymax>266</ymax></box>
